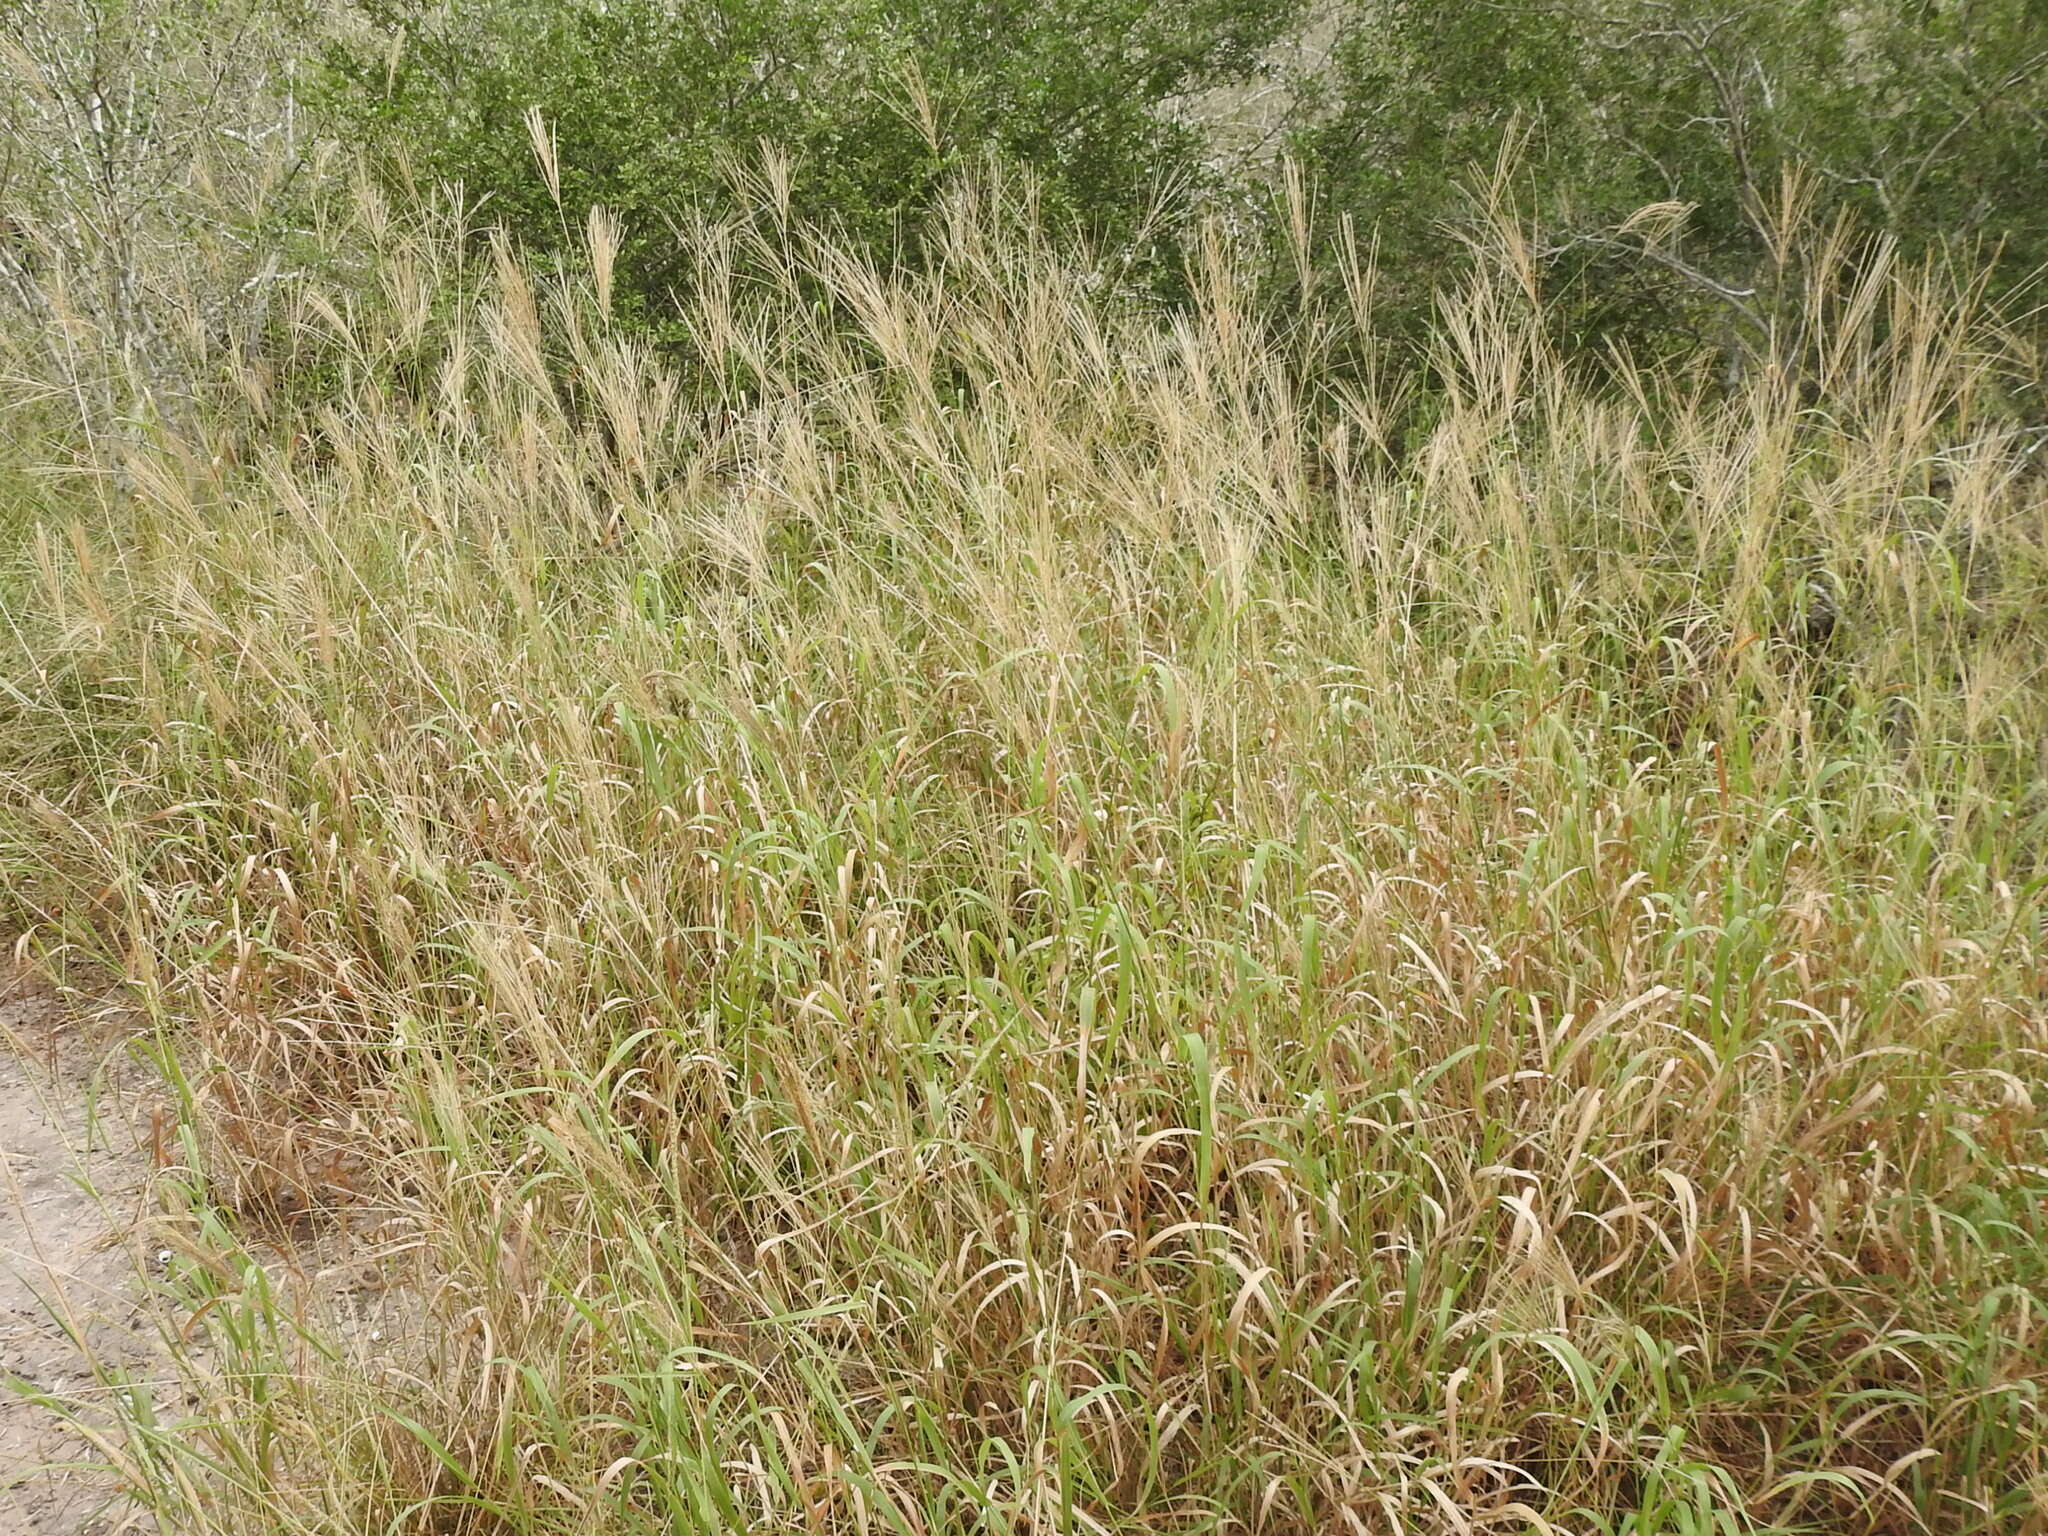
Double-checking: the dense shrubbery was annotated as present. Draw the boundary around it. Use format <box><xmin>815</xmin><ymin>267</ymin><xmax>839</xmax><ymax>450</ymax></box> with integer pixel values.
<box><xmin>308</xmin><ymin>0</ymin><xmax>2048</xmax><ymax>368</ymax></box>
<box><xmin>1295</xmin><ymin>0</ymin><xmax>2048</xmax><ymax>362</ymax></box>
<box><xmin>314</xmin><ymin>0</ymin><xmax>1308</xmax><ymax>329</ymax></box>
<box><xmin>8</xmin><ymin>0</ymin><xmax>2045</xmax><ymax>381</ymax></box>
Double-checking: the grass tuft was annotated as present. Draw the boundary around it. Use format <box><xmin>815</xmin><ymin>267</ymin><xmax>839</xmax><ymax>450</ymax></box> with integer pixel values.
<box><xmin>3</xmin><ymin>174</ymin><xmax>2047</xmax><ymax>1533</ymax></box>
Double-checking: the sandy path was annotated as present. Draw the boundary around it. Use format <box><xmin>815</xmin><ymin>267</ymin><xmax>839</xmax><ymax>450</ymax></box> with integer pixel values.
<box><xmin>0</xmin><ymin>979</ymin><xmax>158</xmax><ymax>1536</ymax></box>
<box><xmin>2</xmin><ymin>973</ymin><xmax>420</xmax><ymax>1536</ymax></box>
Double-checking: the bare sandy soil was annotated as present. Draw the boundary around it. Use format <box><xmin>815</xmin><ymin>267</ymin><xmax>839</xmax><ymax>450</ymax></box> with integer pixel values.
<box><xmin>2</xmin><ymin>970</ymin><xmax>423</xmax><ymax>1536</ymax></box>
<box><xmin>0</xmin><ymin>977</ymin><xmax>160</xmax><ymax>1536</ymax></box>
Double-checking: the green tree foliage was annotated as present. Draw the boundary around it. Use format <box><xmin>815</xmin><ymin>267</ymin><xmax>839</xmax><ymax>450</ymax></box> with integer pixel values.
<box><xmin>1291</xmin><ymin>0</ymin><xmax>2048</xmax><ymax>362</ymax></box>
<box><xmin>317</xmin><ymin>0</ymin><xmax>1307</xmax><ymax>331</ymax></box>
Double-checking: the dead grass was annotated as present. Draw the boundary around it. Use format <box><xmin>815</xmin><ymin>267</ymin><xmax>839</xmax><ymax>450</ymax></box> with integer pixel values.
<box><xmin>2</xmin><ymin>165</ymin><xmax>2047</xmax><ymax>1533</ymax></box>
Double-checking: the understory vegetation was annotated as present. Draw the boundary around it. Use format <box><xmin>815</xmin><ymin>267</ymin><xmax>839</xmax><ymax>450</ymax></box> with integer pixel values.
<box><xmin>4</xmin><ymin>1</ymin><xmax>2048</xmax><ymax>1532</ymax></box>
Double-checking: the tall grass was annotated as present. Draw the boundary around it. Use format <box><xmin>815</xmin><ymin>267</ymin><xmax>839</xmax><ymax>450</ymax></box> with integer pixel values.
<box><xmin>3</xmin><ymin>168</ymin><xmax>2047</xmax><ymax>1534</ymax></box>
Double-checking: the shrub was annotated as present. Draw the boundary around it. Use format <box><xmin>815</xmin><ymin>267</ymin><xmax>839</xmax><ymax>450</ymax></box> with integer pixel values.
<box><xmin>1290</xmin><ymin>0</ymin><xmax>2048</xmax><ymax>366</ymax></box>
<box><xmin>316</xmin><ymin>0</ymin><xmax>1307</xmax><ymax>332</ymax></box>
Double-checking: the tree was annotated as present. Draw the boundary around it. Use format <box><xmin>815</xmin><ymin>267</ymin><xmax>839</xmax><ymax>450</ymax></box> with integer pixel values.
<box><xmin>316</xmin><ymin>0</ymin><xmax>1308</xmax><ymax>332</ymax></box>
<box><xmin>1</xmin><ymin>0</ymin><xmax>314</xmax><ymax>447</ymax></box>
<box><xmin>1290</xmin><ymin>0</ymin><xmax>2048</xmax><ymax>363</ymax></box>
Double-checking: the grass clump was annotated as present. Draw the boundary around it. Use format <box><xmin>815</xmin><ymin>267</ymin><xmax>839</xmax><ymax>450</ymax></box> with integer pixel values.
<box><xmin>3</xmin><ymin>174</ymin><xmax>2047</xmax><ymax>1534</ymax></box>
